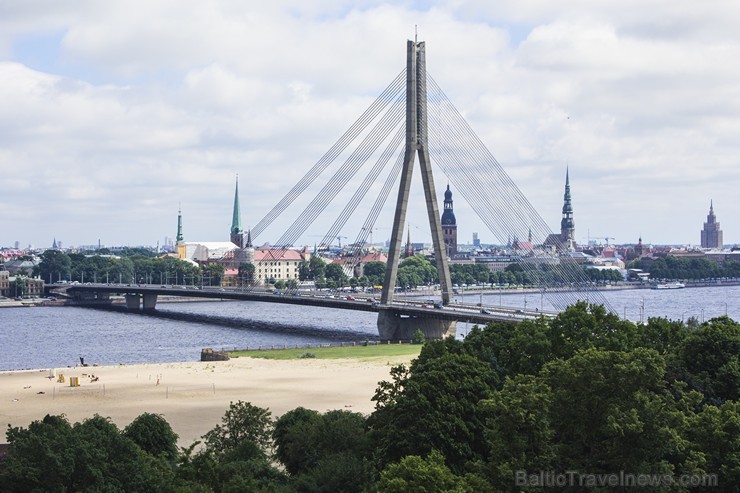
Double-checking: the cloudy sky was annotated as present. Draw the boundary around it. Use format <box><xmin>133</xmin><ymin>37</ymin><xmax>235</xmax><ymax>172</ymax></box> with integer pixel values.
<box><xmin>1</xmin><ymin>0</ymin><xmax>738</xmax><ymax>249</ymax></box>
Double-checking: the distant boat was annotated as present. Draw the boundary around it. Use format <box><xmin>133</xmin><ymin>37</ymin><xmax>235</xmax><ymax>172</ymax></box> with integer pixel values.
<box><xmin>653</xmin><ymin>282</ymin><xmax>686</xmax><ymax>290</ymax></box>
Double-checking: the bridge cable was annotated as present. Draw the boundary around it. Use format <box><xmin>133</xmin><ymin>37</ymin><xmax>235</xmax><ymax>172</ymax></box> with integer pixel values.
<box><xmin>250</xmin><ymin>69</ymin><xmax>405</xmax><ymax>240</ymax></box>
<box><xmin>244</xmin><ymin>91</ymin><xmax>405</xmax><ymax>292</ymax></box>
<box><xmin>272</xmin><ymin>93</ymin><xmax>405</xmax><ymax>250</ymax></box>
<box><xmin>426</xmin><ymin>74</ymin><xmax>614</xmax><ymax>312</ymax></box>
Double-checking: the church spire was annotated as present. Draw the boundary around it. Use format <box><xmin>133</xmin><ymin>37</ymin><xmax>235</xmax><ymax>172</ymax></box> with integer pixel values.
<box><xmin>404</xmin><ymin>225</ymin><xmax>414</xmax><ymax>258</ymax></box>
<box><xmin>560</xmin><ymin>167</ymin><xmax>575</xmax><ymax>250</ymax></box>
<box><xmin>176</xmin><ymin>205</ymin><xmax>183</xmax><ymax>243</ymax></box>
<box><xmin>176</xmin><ymin>205</ymin><xmax>186</xmax><ymax>260</ymax></box>
<box><xmin>441</xmin><ymin>184</ymin><xmax>458</xmax><ymax>257</ymax></box>
<box><xmin>231</xmin><ymin>175</ymin><xmax>244</xmax><ymax>248</ymax></box>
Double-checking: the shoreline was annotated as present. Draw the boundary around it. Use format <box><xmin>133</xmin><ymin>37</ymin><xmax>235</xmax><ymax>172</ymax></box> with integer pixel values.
<box><xmin>2</xmin><ymin>280</ymin><xmax>738</xmax><ymax>309</ymax></box>
<box><xmin>0</xmin><ymin>354</ymin><xmax>415</xmax><ymax>447</ymax></box>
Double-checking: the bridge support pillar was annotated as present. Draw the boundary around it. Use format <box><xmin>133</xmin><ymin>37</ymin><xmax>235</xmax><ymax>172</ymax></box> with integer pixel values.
<box><xmin>125</xmin><ymin>294</ymin><xmax>141</xmax><ymax>311</ymax></box>
<box><xmin>377</xmin><ymin>311</ymin><xmax>456</xmax><ymax>341</ymax></box>
<box><xmin>142</xmin><ymin>294</ymin><xmax>158</xmax><ymax>311</ymax></box>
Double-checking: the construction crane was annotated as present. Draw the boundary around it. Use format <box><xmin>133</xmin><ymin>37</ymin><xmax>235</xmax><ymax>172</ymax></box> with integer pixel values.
<box><xmin>336</xmin><ymin>236</ymin><xmax>348</xmax><ymax>249</ymax></box>
<box><xmin>583</xmin><ymin>231</ymin><xmax>615</xmax><ymax>246</ymax></box>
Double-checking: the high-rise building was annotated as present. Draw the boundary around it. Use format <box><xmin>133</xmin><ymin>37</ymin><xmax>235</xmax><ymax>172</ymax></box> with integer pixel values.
<box><xmin>700</xmin><ymin>201</ymin><xmax>723</xmax><ymax>249</ymax></box>
<box><xmin>441</xmin><ymin>184</ymin><xmax>457</xmax><ymax>257</ymax></box>
<box><xmin>472</xmin><ymin>232</ymin><xmax>480</xmax><ymax>248</ymax></box>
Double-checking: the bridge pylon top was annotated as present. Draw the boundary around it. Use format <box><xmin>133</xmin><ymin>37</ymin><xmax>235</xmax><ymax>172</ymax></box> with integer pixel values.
<box><xmin>380</xmin><ymin>41</ymin><xmax>453</xmax><ymax>306</ymax></box>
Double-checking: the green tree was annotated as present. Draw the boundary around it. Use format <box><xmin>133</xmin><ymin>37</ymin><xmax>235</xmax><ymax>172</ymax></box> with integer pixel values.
<box><xmin>238</xmin><ymin>262</ymin><xmax>255</xmax><ymax>284</ymax></box>
<box><xmin>688</xmin><ymin>400</ymin><xmax>740</xmax><ymax>491</ymax></box>
<box><xmin>202</xmin><ymin>401</ymin><xmax>273</xmax><ymax>455</ymax></box>
<box><xmin>36</xmin><ymin>249</ymin><xmax>72</xmax><ymax>282</ymax></box>
<box><xmin>370</xmin><ymin>344</ymin><xmax>497</xmax><ymax>472</ymax></box>
<box><xmin>673</xmin><ymin>316</ymin><xmax>740</xmax><ymax>401</ymax></box>
<box><xmin>201</xmin><ymin>263</ymin><xmax>225</xmax><ymax>286</ymax></box>
<box><xmin>325</xmin><ymin>262</ymin><xmax>348</xmax><ymax>287</ymax></box>
<box><xmin>0</xmin><ymin>414</ymin><xmax>77</xmax><ymax>491</ymax></box>
<box><xmin>482</xmin><ymin>375</ymin><xmax>555</xmax><ymax>490</ymax></box>
<box><xmin>1</xmin><ymin>414</ymin><xmax>172</xmax><ymax>492</ymax></box>
<box><xmin>548</xmin><ymin>301</ymin><xmax>639</xmax><ymax>358</ymax></box>
<box><xmin>397</xmin><ymin>255</ymin><xmax>437</xmax><ymax>288</ymax></box>
<box><xmin>274</xmin><ymin>408</ymin><xmax>374</xmax><ymax>491</ymax></box>
<box><xmin>123</xmin><ymin>412</ymin><xmax>179</xmax><ymax>463</ymax></box>
<box><xmin>176</xmin><ymin>434</ymin><xmax>287</xmax><ymax>491</ymax></box>
<box><xmin>298</xmin><ymin>259</ymin><xmax>311</xmax><ymax>281</ymax></box>
<box><xmin>544</xmin><ymin>348</ymin><xmax>688</xmax><ymax>475</ymax></box>
<box><xmin>308</xmin><ymin>255</ymin><xmax>327</xmax><ymax>281</ymax></box>
<box><xmin>273</xmin><ymin>407</ymin><xmax>323</xmax><ymax>475</ymax></box>
<box><xmin>640</xmin><ymin>317</ymin><xmax>689</xmax><ymax>355</ymax></box>
<box><xmin>363</xmin><ymin>261</ymin><xmax>386</xmax><ymax>286</ymax></box>
<box><xmin>11</xmin><ymin>277</ymin><xmax>25</xmax><ymax>298</ymax></box>
<box><xmin>378</xmin><ymin>450</ymin><xmax>480</xmax><ymax>493</ymax></box>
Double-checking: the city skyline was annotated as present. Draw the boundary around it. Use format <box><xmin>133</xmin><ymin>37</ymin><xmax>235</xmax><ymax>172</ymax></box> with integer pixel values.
<box><xmin>1</xmin><ymin>2</ymin><xmax>738</xmax><ymax>248</ymax></box>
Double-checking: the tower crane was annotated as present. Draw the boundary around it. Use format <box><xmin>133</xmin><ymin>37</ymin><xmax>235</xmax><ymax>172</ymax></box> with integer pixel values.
<box><xmin>582</xmin><ymin>234</ymin><xmax>615</xmax><ymax>246</ymax></box>
<box><xmin>336</xmin><ymin>236</ymin><xmax>347</xmax><ymax>249</ymax></box>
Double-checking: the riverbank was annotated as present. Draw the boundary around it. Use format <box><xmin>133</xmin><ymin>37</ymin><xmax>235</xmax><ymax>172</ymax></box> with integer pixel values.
<box><xmin>0</xmin><ymin>295</ymin><xmax>232</xmax><ymax>308</ymax></box>
<box><xmin>0</xmin><ymin>351</ymin><xmax>417</xmax><ymax>447</ymax></box>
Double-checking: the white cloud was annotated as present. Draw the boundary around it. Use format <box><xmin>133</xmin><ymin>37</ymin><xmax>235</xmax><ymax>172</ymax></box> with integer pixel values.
<box><xmin>0</xmin><ymin>1</ymin><xmax>739</xmax><ymax>248</ymax></box>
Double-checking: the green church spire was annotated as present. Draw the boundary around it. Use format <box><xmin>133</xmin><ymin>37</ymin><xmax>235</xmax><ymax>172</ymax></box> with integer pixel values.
<box><xmin>560</xmin><ymin>167</ymin><xmax>575</xmax><ymax>250</ymax></box>
<box><xmin>231</xmin><ymin>175</ymin><xmax>244</xmax><ymax>247</ymax></box>
<box><xmin>176</xmin><ymin>205</ymin><xmax>183</xmax><ymax>243</ymax></box>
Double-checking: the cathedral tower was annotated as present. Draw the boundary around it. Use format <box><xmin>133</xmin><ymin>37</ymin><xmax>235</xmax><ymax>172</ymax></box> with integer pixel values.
<box><xmin>441</xmin><ymin>184</ymin><xmax>458</xmax><ymax>257</ymax></box>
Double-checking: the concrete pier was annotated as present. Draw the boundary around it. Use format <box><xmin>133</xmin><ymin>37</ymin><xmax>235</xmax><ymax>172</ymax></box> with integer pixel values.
<box><xmin>125</xmin><ymin>294</ymin><xmax>141</xmax><ymax>311</ymax></box>
<box><xmin>377</xmin><ymin>310</ymin><xmax>456</xmax><ymax>340</ymax></box>
<box><xmin>142</xmin><ymin>294</ymin><xmax>157</xmax><ymax>311</ymax></box>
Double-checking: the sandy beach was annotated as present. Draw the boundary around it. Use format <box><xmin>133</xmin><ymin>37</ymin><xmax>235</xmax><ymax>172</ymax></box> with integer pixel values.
<box><xmin>0</xmin><ymin>354</ymin><xmax>415</xmax><ymax>447</ymax></box>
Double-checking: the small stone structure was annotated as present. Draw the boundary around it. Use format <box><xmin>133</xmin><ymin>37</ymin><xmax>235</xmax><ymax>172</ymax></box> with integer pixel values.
<box><xmin>201</xmin><ymin>348</ymin><xmax>230</xmax><ymax>361</ymax></box>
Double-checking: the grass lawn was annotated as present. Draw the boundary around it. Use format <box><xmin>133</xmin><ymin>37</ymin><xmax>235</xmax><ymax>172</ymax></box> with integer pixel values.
<box><xmin>229</xmin><ymin>343</ymin><xmax>423</xmax><ymax>361</ymax></box>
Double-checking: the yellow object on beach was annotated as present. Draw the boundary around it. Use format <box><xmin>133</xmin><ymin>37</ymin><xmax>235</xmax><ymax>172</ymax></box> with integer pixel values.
<box><xmin>69</xmin><ymin>377</ymin><xmax>79</xmax><ymax>387</ymax></box>
<box><xmin>57</xmin><ymin>373</ymin><xmax>65</xmax><ymax>383</ymax></box>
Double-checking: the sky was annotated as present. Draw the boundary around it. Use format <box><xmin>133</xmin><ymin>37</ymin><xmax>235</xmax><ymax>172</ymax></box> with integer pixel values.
<box><xmin>1</xmin><ymin>0</ymin><xmax>738</xmax><ymax>249</ymax></box>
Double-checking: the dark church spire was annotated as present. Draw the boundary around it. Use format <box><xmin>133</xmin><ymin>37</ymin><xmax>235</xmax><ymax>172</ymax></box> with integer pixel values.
<box><xmin>441</xmin><ymin>184</ymin><xmax>458</xmax><ymax>257</ymax></box>
<box><xmin>404</xmin><ymin>225</ymin><xmax>414</xmax><ymax>258</ymax></box>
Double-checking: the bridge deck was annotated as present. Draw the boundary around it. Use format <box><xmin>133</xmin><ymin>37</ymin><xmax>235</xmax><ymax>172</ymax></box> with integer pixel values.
<box><xmin>61</xmin><ymin>283</ymin><xmax>552</xmax><ymax>324</ymax></box>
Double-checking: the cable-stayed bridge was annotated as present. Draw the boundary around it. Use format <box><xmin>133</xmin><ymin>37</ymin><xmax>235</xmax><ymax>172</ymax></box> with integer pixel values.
<box><xmin>67</xmin><ymin>40</ymin><xmax>613</xmax><ymax>339</ymax></box>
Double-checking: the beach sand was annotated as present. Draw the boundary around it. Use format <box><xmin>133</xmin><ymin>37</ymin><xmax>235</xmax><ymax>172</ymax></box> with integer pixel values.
<box><xmin>0</xmin><ymin>354</ymin><xmax>415</xmax><ymax>447</ymax></box>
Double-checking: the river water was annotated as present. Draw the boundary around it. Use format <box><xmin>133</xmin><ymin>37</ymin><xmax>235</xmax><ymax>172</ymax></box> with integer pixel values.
<box><xmin>1</xmin><ymin>285</ymin><xmax>738</xmax><ymax>371</ymax></box>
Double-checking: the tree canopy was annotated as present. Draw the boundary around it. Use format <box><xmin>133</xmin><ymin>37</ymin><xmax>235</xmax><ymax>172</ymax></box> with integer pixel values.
<box><xmin>2</xmin><ymin>304</ymin><xmax>737</xmax><ymax>491</ymax></box>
